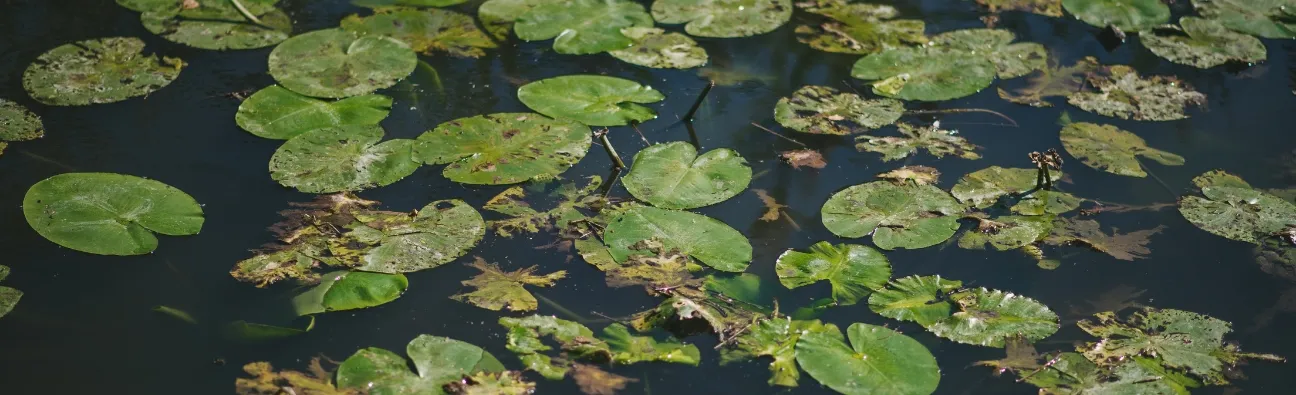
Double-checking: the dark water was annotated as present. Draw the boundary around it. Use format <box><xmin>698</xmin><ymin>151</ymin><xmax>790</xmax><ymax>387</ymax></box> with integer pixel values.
<box><xmin>2</xmin><ymin>0</ymin><xmax>1295</xmax><ymax>394</ymax></box>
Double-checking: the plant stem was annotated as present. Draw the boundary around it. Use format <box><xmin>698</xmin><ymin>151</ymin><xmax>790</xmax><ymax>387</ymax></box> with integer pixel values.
<box><xmin>750</xmin><ymin>122</ymin><xmax>805</xmax><ymax>146</ymax></box>
<box><xmin>228</xmin><ymin>0</ymin><xmax>276</xmax><ymax>30</ymax></box>
<box><xmin>906</xmin><ymin>108</ymin><xmax>1019</xmax><ymax>127</ymax></box>
<box><xmin>684</xmin><ymin>80</ymin><xmax>715</xmax><ymax>122</ymax></box>
<box><xmin>596</xmin><ymin>129</ymin><xmax>627</xmax><ymax>169</ymax></box>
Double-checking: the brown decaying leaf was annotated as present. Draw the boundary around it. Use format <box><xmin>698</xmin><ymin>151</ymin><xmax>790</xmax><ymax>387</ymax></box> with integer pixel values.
<box><xmin>1078</xmin><ymin>201</ymin><xmax>1175</xmax><ymax>216</ymax></box>
<box><xmin>973</xmin><ymin>336</ymin><xmax>1043</xmax><ymax>375</ymax></box>
<box><xmin>450</xmin><ymin>257</ymin><xmax>567</xmax><ymax>312</ymax></box>
<box><xmin>571</xmin><ymin>364</ymin><xmax>638</xmax><ymax>395</ymax></box>
<box><xmin>997</xmin><ymin>56</ymin><xmax>1099</xmax><ymax>107</ymax></box>
<box><xmin>236</xmin><ymin>358</ymin><xmax>357</xmax><ymax>395</ymax></box>
<box><xmin>753</xmin><ymin>189</ymin><xmax>785</xmax><ymax>221</ymax></box>
<box><xmin>1044</xmin><ymin>218</ymin><xmax>1165</xmax><ymax>261</ymax></box>
<box><xmin>779</xmin><ymin>149</ymin><xmax>826</xmax><ymax>169</ymax></box>
<box><xmin>876</xmin><ymin>165</ymin><xmax>940</xmax><ymax>185</ymax></box>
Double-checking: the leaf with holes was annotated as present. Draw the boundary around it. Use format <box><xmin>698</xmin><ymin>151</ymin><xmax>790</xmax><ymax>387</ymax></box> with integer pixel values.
<box><xmin>341</xmin><ymin>7</ymin><xmax>497</xmax><ymax>58</ymax></box>
<box><xmin>774</xmin><ymin>85</ymin><xmax>903</xmax><ymax>135</ymax></box>
<box><xmin>1067</xmin><ymin>65</ymin><xmax>1206</xmax><ymax>121</ymax></box>
<box><xmin>951</xmin><ymin>166</ymin><xmax>1062</xmax><ymax>209</ymax></box>
<box><xmin>821</xmin><ymin>181</ymin><xmax>963</xmax><ymax>250</ymax></box>
<box><xmin>775</xmin><ymin>242</ymin><xmax>891</xmax><ymax>305</ymax></box>
<box><xmin>928</xmin><ymin>288</ymin><xmax>1059</xmax><ymax>347</ymax></box>
<box><xmin>1178</xmin><ymin>171</ymin><xmax>1296</xmax><ymax>244</ymax></box>
<box><xmin>23</xmin><ymin>37</ymin><xmax>184</xmax><ymax>106</ymax></box>
<box><xmin>450</xmin><ymin>257</ymin><xmax>567</xmax><ymax>312</ymax></box>
<box><xmin>603</xmin><ymin>206</ymin><xmax>752</xmax><ymax>271</ymax></box>
<box><xmin>720</xmin><ymin>318</ymin><xmax>825</xmax><ymax>387</ymax></box>
<box><xmin>929</xmin><ymin>28</ymin><xmax>1047</xmax><ymax>79</ymax></box>
<box><xmin>609</xmin><ymin>27</ymin><xmax>708</xmax><ymax>69</ymax></box>
<box><xmin>793</xmin><ymin>0</ymin><xmax>926</xmax><ymax>54</ymax></box>
<box><xmin>855</xmin><ymin>122</ymin><xmax>981</xmax><ymax>161</ymax></box>
<box><xmin>415</xmin><ymin>113</ymin><xmax>590</xmax><ymax>185</ymax></box>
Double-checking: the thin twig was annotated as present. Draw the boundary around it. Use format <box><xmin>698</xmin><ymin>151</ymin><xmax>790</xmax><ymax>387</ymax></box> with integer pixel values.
<box><xmin>630</xmin><ymin>122</ymin><xmax>650</xmax><ymax>145</ymax></box>
<box><xmin>1135</xmin><ymin>157</ymin><xmax>1180</xmax><ymax>200</ymax></box>
<box><xmin>906</xmin><ymin>108</ymin><xmax>1019</xmax><ymax>127</ymax></box>
<box><xmin>683</xmin><ymin>80</ymin><xmax>715</xmax><ymax>122</ymax></box>
<box><xmin>595</xmin><ymin>128</ymin><xmax>627</xmax><ymax>169</ymax></box>
<box><xmin>750</xmin><ymin>122</ymin><xmax>805</xmax><ymax>146</ymax></box>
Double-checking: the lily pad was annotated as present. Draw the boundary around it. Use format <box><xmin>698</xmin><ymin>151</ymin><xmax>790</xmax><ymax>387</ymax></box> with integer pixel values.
<box><xmin>352</xmin><ymin>0</ymin><xmax>470</xmax><ymax>7</ymax></box>
<box><xmin>23</xmin><ymin>37</ymin><xmax>184</xmax><ymax>106</ymax></box>
<box><xmin>23</xmin><ymin>173</ymin><xmax>204</xmax><ymax>256</ymax></box>
<box><xmin>868</xmin><ymin>275</ymin><xmax>963</xmax><ymax>326</ymax></box>
<box><xmin>622</xmin><ymin>142</ymin><xmax>752</xmax><ymax>209</ymax></box>
<box><xmin>603</xmin><ymin>206</ymin><xmax>753</xmax><ymax>272</ymax></box>
<box><xmin>820</xmin><ymin>181</ymin><xmax>963</xmax><ymax>250</ymax></box>
<box><xmin>341</xmin><ymin>7</ymin><xmax>497</xmax><ymax>58</ymax></box>
<box><xmin>235</xmin><ymin>85</ymin><xmax>393</xmax><ymax>140</ymax></box>
<box><xmin>0</xmin><ymin>99</ymin><xmax>44</xmax><ymax>143</ymax></box>
<box><xmin>515</xmin><ymin>0</ymin><xmax>653</xmax><ymax>54</ymax></box>
<box><xmin>793</xmin><ymin>0</ymin><xmax>926</xmax><ymax>55</ymax></box>
<box><xmin>484</xmin><ymin>176</ymin><xmax>603</xmax><ymax>237</ymax></box>
<box><xmin>958</xmin><ymin>215</ymin><xmax>1054</xmax><ymax>251</ymax></box>
<box><xmin>651</xmin><ymin>0</ymin><xmax>793</xmax><ymax>38</ymax></box>
<box><xmin>450</xmin><ymin>257</ymin><xmax>567</xmax><ymax>312</ymax></box>
<box><xmin>773</xmin><ymin>85</ymin><xmax>904</xmax><ymax>135</ymax></box>
<box><xmin>951</xmin><ymin>166</ymin><xmax>1061</xmax><ymax>209</ymax></box>
<box><xmin>1144</xmin><ymin>17</ymin><xmax>1267</xmax><ymax>69</ymax></box>
<box><xmin>1061</xmin><ymin>0</ymin><xmax>1170</xmax><ymax>32</ymax></box>
<box><xmin>0</xmin><ymin>266</ymin><xmax>20</xmax><ymax>320</ymax></box>
<box><xmin>1044</xmin><ymin>217</ymin><xmax>1164</xmax><ymax>261</ymax></box>
<box><xmin>478</xmin><ymin>0</ymin><xmax>551</xmax><ymax>40</ymax></box>
<box><xmin>1011</xmin><ymin>189</ymin><xmax>1083</xmax><ymax>216</ymax></box>
<box><xmin>876</xmin><ymin>165</ymin><xmax>941</xmax><ymax>185</ymax></box>
<box><xmin>517</xmin><ymin>75</ymin><xmax>664</xmax><ymax>126</ymax></box>
<box><xmin>608</xmin><ymin>27</ymin><xmax>709</xmax><ymax>69</ymax></box>
<box><xmin>775</xmin><ymin>242</ymin><xmax>891</xmax><ymax>305</ymax></box>
<box><xmin>292</xmin><ymin>270</ymin><xmax>409</xmax><ymax>315</ymax></box>
<box><xmin>1178</xmin><ymin>171</ymin><xmax>1296</xmax><ymax>244</ymax></box>
<box><xmin>795</xmin><ymin>322</ymin><xmax>941</xmax><ymax>395</ymax></box>
<box><xmin>350</xmin><ymin>200</ymin><xmax>486</xmax><ymax>274</ymax></box>
<box><xmin>602</xmin><ymin>323</ymin><xmax>702</xmax><ymax>365</ymax></box>
<box><xmin>974</xmin><ymin>0</ymin><xmax>1063</xmax><ymax>17</ymax></box>
<box><xmin>337</xmin><ymin>335</ymin><xmax>506</xmax><ymax>394</ymax></box>
<box><xmin>269</xmin><ymin>125</ymin><xmax>420</xmax><ymax>193</ymax></box>
<box><xmin>139</xmin><ymin>0</ymin><xmax>291</xmax><ymax>50</ymax></box>
<box><xmin>930</xmin><ymin>28</ymin><xmax>1047</xmax><ymax>79</ymax></box>
<box><xmin>721</xmin><ymin>318</ymin><xmax>824</xmax><ymax>387</ymax></box>
<box><xmin>855</xmin><ymin>122</ymin><xmax>981</xmax><ymax>161</ymax></box>
<box><xmin>851</xmin><ymin>47</ymin><xmax>997</xmax><ymax>101</ymax></box>
<box><xmin>415</xmin><ymin>113</ymin><xmax>591</xmax><ymax>185</ymax></box>
<box><xmin>1067</xmin><ymin>65</ymin><xmax>1206</xmax><ymax>121</ymax></box>
<box><xmin>268</xmin><ymin>28</ymin><xmax>417</xmax><ymax>99</ymax></box>
<box><xmin>1192</xmin><ymin>0</ymin><xmax>1296</xmax><ymax>39</ymax></box>
<box><xmin>928</xmin><ymin>288</ymin><xmax>1060</xmax><ymax>347</ymax></box>
<box><xmin>499</xmin><ymin>315</ymin><xmax>611</xmax><ymax>379</ymax></box>
<box><xmin>1060</xmin><ymin>122</ymin><xmax>1185</xmax><ymax>177</ymax></box>
<box><xmin>445</xmin><ymin>371</ymin><xmax>535</xmax><ymax>395</ymax></box>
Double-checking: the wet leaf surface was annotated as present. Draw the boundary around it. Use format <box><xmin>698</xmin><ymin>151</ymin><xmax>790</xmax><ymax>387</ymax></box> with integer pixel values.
<box><xmin>415</xmin><ymin>113</ymin><xmax>591</xmax><ymax>184</ymax></box>
<box><xmin>1178</xmin><ymin>171</ymin><xmax>1296</xmax><ymax>244</ymax></box>
<box><xmin>951</xmin><ymin>166</ymin><xmax>1061</xmax><ymax>209</ymax></box>
<box><xmin>868</xmin><ymin>275</ymin><xmax>963</xmax><ymax>326</ymax></box>
<box><xmin>352</xmin><ymin>0</ymin><xmax>470</xmax><ymax>7</ymax></box>
<box><xmin>23</xmin><ymin>37</ymin><xmax>184</xmax><ymax>106</ymax></box>
<box><xmin>0</xmin><ymin>266</ymin><xmax>20</xmax><ymax>320</ymax></box>
<box><xmin>855</xmin><ymin>122</ymin><xmax>981</xmax><ymax>161</ymax></box>
<box><xmin>604</xmin><ymin>206</ymin><xmax>752</xmax><ymax>272</ymax></box>
<box><xmin>1060</xmin><ymin>122</ymin><xmax>1184</xmax><ymax>177</ymax></box>
<box><xmin>139</xmin><ymin>0</ymin><xmax>291</xmax><ymax>50</ymax></box>
<box><xmin>958</xmin><ymin>215</ymin><xmax>1053</xmax><ymax>251</ymax></box>
<box><xmin>793</xmin><ymin>0</ymin><xmax>926</xmax><ymax>55</ymax></box>
<box><xmin>1143</xmin><ymin>17</ymin><xmax>1267</xmax><ymax>69</ymax></box>
<box><xmin>515</xmin><ymin>0</ymin><xmax>653</xmax><ymax>54</ymax></box>
<box><xmin>779</xmin><ymin>148</ymin><xmax>827</xmax><ymax>169</ymax></box>
<box><xmin>821</xmin><ymin>181</ymin><xmax>963</xmax><ymax>250</ymax></box>
<box><xmin>337</xmin><ymin>335</ymin><xmax>506</xmax><ymax>394</ymax></box>
<box><xmin>795</xmin><ymin>322</ymin><xmax>941</xmax><ymax>395</ymax></box>
<box><xmin>235</xmin><ymin>85</ymin><xmax>392</xmax><ymax>140</ymax></box>
<box><xmin>22</xmin><ymin>173</ymin><xmax>203</xmax><ymax>255</ymax></box>
<box><xmin>623</xmin><ymin>141</ymin><xmax>752</xmax><ymax>209</ymax></box>
<box><xmin>721</xmin><ymin>317</ymin><xmax>824</xmax><ymax>387</ymax></box>
<box><xmin>609</xmin><ymin>27</ymin><xmax>709</xmax><ymax>69</ymax></box>
<box><xmin>268</xmin><ymin>28</ymin><xmax>417</xmax><ymax>99</ymax></box>
<box><xmin>1192</xmin><ymin>0</ymin><xmax>1296</xmax><ymax>39</ymax></box>
<box><xmin>997</xmin><ymin>57</ymin><xmax>1100</xmax><ymax>107</ymax></box>
<box><xmin>444</xmin><ymin>371</ymin><xmax>536</xmax><ymax>395</ymax></box>
<box><xmin>930</xmin><ymin>28</ymin><xmax>1048</xmax><ymax>79</ymax></box>
<box><xmin>774</xmin><ymin>85</ymin><xmax>903</xmax><ymax>135</ymax></box>
<box><xmin>928</xmin><ymin>288</ymin><xmax>1060</xmax><ymax>347</ymax></box>
<box><xmin>851</xmin><ymin>47</ymin><xmax>998</xmax><ymax>101</ymax></box>
<box><xmin>570</xmin><ymin>364</ymin><xmax>636</xmax><ymax>395</ymax></box>
<box><xmin>236</xmin><ymin>358</ymin><xmax>359</xmax><ymax>395</ymax></box>
<box><xmin>499</xmin><ymin>315</ymin><xmax>611</xmax><ymax>379</ymax></box>
<box><xmin>1061</xmin><ymin>0</ymin><xmax>1170</xmax><ymax>32</ymax></box>
<box><xmin>652</xmin><ymin>0</ymin><xmax>793</xmax><ymax>38</ymax></box>
<box><xmin>292</xmin><ymin>270</ymin><xmax>409</xmax><ymax>315</ymax></box>
<box><xmin>517</xmin><ymin>75</ymin><xmax>664</xmax><ymax>126</ymax></box>
<box><xmin>0</xmin><ymin>99</ymin><xmax>44</xmax><ymax>143</ymax></box>
<box><xmin>270</xmin><ymin>125</ymin><xmax>420</xmax><ymax>193</ymax></box>
<box><xmin>775</xmin><ymin>242</ymin><xmax>891</xmax><ymax>305</ymax></box>
<box><xmin>478</xmin><ymin>0</ymin><xmax>550</xmax><ymax>40</ymax></box>
<box><xmin>602</xmin><ymin>323</ymin><xmax>701</xmax><ymax>365</ymax></box>
<box><xmin>450</xmin><ymin>257</ymin><xmax>566</xmax><ymax>312</ymax></box>
<box><xmin>342</xmin><ymin>7</ymin><xmax>497</xmax><ymax>58</ymax></box>
<box><xmin>1067</xmin><ymin>65</ymin><xmax>1206</xmax><ymax>121</ymax></box>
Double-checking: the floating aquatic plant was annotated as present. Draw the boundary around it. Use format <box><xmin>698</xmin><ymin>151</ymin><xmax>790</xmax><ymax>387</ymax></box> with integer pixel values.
<box><xmin>23</xmin><ymin>37</ymin><xmax>184</xmax><ymax>106</ymax></box>
<box><xmin>268</xmin><ymin>28</ymin><xmax>417</xmax><ymax>99</ymax></box>
<box><xmin>1059</xmin><ymin>122</ymin><xmax>1184</xmax><ymax>177</ymax></box>
<box><xmin>774</xmin><ymin>85</ymin><xmax>904</xmax><ymax>135</ymax></box>
<box><xmin>517</xmin><ymin>75</ymin><xmax>664</xmax><ymax>126</ymax></box>
<box><xmin>1143</xmin><ymin>17</ymin><xmax>1267</xmax><ymax>69</ymax></box>
<box><xmin>1178</xmin><ymin>170</ymin><xmax>1296</xmax><ymax>244</ymax></box>
<box><xmin>450</xmin><ymin>257</ymin><xmax>567</xmax><ymax>312</ymax></box>
<box><xmin>820</xmin><ymin>181</ymin><xmax>964</xmax><ymax>250</ymax></box>
<box><xmin>775</xmin><ymin>242</ymin><xmax>891</xmax><ymax>305</ymax></box>
<box><xmin>1191</xmin><ymin>0</ymin><xmax>1296</xmax><ymax>39</ymax></box>
<box><xmin>23</xmin><ymin>173</ymin><xmax>204</xmax><ymax>255</ymax></box>
<box><xmin>603</xmin><ymin>205</ymin><xmax>753</xmax><ymax>272</ymax></box>
<box><xmin>0</xmin><ymin>99</ymin><xmax>43</xmax><ymax>156</ymax></box>
<box><xmin>235</xmin><ymin>85</ymin><xmax>393</xmax><ymax>140</ymax></box>
<box><xmin>855</xmin><ymin>122</ymin><xmax>982</xmax><ymax>161</ymax></box>
<box><xmin>291</xmin><ymin>270</ymin><xmax>409</xmax><ymax>315</ymax></box>
<box><xmin>341</xmin><ymin>7</ymin><xmax>497</xmax><ymax>58</ymax></box>
<box><xmin>269</xmin><ymin>124</ymin><xmax>420</xmax><ymax>193</ymax></box>
<box><xmin>622</xmin><ymin>142</ymin><xmax>752</xmax><ymax>209</ymax></box>
<box><xmin>793</xmin><ymin>0</ymin><xmax>926</xmax><ymax>55</ymax></box>
<box><xmin>0</xmin><ymin>266</ymin><xmax>21</xmax><ymax>320</ymax></box>
<box><xmin>795</xmin><ymin>322</ymin><xmax>941</xmax><ymax>395</ymax></box>
<box><xmin>851</xmin><ymin>47</ymin><xmax>998</xmax><ymax>101</ymax></box>
<box><xmin>608</xmin><ymin>27</ymin><xmax>709</xmax><ymax>69</ymax></box>
<box><xmin>1067</xmin><ymin>65</ymin><xmax>1206</xmax><ymax>121</ymax></box>
<box><xmin>652</xmin><ymin>0</ymin><xmax>793</xmax><ymax>38</ymax></box>
<box><xmin>930</xmin><ymin>28</ymin><xmax>1047</xmax><ymax>79</ymax></box>
<box><xmin>1061</xmin><ymin>0</ymin><xmax>1170</xmax><ymax>32</ymax></box>
<box><xmin>415</xmin><ymin>113</ymin><xmax>591</xmax><ymax>185</ymax></box>
<box><xmin>134</xmin><ymin>0</ymin><xmax>292</xmax><ymax>50</ymax></box>
<box><xmin>515</xmin><ymin>0</ymin><xmax>653</xmax><ymax>54</ymax></box>
<box><xmin>336</xmin><ymin>335</ymin><xmax>509</xmax><ymax>393</ymax></box>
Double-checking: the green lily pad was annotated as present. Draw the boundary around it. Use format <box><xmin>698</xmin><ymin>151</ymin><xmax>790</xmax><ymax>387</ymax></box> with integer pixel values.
<box><xmin>793</xmin><ymin>0</ymin><xmax>926</xmax><ymax>55</ymax></box>
<box><xmin>795</xmin><ymin>322</ymin><xmax>941</xmax><ymax>395</ymax></box>
<box><xmin>721</xmin><ymin>318</ymin><xmax>825</xmax><ymax>387</ymax></box>
<box><xmin>517</xmin><ymin>75</ymin><xmax>664</xmax><ymax>126</ymax></box>
<box><xmin>337</xmin><ymin>335</ymin><xmax>506</xmax><ymax>394</ymax></box>
<box><xmin>235</xmin><ymin>85</ymin><xmax>392</xmax><ymax>140</ymax></box>
<box><xmin>622</xmin><ymin>141</ymin><xmax>752</xmax><ymax>209</ymax></box>
<box><xmin>1192</xmin><ymin>0</ymin><xmax>1296</xmax><ymax>39</ymax></box>
<box><xmin>1019</xmin><ymin>352</ymin><xmax>1197</xmax><ymax>394</ymax></box>
<box><xmin>450</xmin><ymin>257</ymin><xmax>567</xmax><ymax>312</ymax></box>
<box><xmin>292</xmin><ymin>270</ymin><xmax>409</xmax><ymax>315</ymax></box>
<box><xmin>415</xmin><ymin>113</ymin><xmax>591</xmax><ymax>185</ymax></box>
<box><xmin>23</xmin><ymin>37</ymin><xmax>184</xmax><ymax>106</ymax></box>
<box><xmin>515</xmin><ymin>0</ymin><xmax>653</xmax><ymax>54</ymax></box>
<box><xmin>868</xmin><ymin>275</ymin><xmax>963</xmax><ymax>326</ymax></box>
<box><xmin>1061</xmin><ymin>0</ymin><xmax>1170</xmax><ymax>32</ymax></box>
<box><xmin>959</xmin><ymin>215</ymin><xmax>1054</xmax><ymax>251</ymax></box>
<box><xmin>773</xmin><ymin>85</ymin><xmax>904</xmax><ymax>135</ymax></box>
<box><xmin>652</xmin><ymin>0</ymin><xmax>793</xmax><ymax>38</ymax></box>
<box><xmin>0</xmin><ymin>99</ymin><xmax>44</xmax><ymax>142</ymax></box>
<box><xmin>23</xmin><ymin>173</ymin><xmax>204</xmax><ymax>256</ymax></box>
<box><xmin>352</xmin><ymin>0</ymin><xmax>472</xmax><ymax>8</ymax></box>
<box><xmin>608</xmin><ymin>27</ymin><xmax>709</xmax><ymax>69</ymax></box>
<box><xmin>445</xmin><ymin>371</ymin><xmax>536</xmax><ymax>394</ymax></box>
<box><xmin>478</xmin><ymin>0</ymin><xmax>551</xmax><ymax>40</ymax></box>
<box><xmin>1067</xmin><ymin>65</ymin><xmax>1206</xmax><ymax>121</ymax></box>
<box><xmin>1178</xmin><ymin>171</ymin><xmax>1296</xmax><ymax>244</ymax></box>
<box><xmin>855</xmin><ymin>122</ymin><xmax>981</xmax><ymax>161</ymax></box>
<box><xmin>1144</xmin><ymin>17</ymin><xmax>1267</xmax><ymax>69</ymax></box>
<box><xmin>930</xmin><ymin>28</ymin><xmax>1047</xmax><ymax>79</ymax></box>
<box><xmin>951</xmin><ymin>166</ymin><xmax>1061</xmax><ymax>209</ymax></box>
<box><xmin>974</xmin><ymin>0</ymin><xmax>1063</xmax><ymax>17</ymax></box>
<box><xmin>928</xmin><ymin>288</ymin><xmax>1059</xmax><ymax>347</ymax></box>
<box><xmin>268</xmin><ymin>28</ymin><xmax>417</xmax><ymax>99</ymax></box>
<box><xmin>341</xmin><ymin>7</ymin><xmax>497</xmax><ymax>58</ymax></box>
<box><xmin>820</xmin><ymin>181</ymin><xmax>963</xmax><ymax>250</ymax></box>
<box><xmin>269</xmin><ymin>125</ymin><xmax>420</xmax><ymax>193</ymax></box>
<box><xmin>602</xmin><ymin>323</ymin><xmax>702</xmax><ymax>365</ymax></box>
<box><xmin>139</xmin><ymin>0</ymin><xmax>291</xmax><ymax>50</ymax></box>
<box><xmin>499</xmin><ymin>315</ymin><xmax>612</xmax><ymax>379</ymax></box>
<box><xmin>350</xmin><ymin>200</ymin><xmax>486</xmax><ymax>273</ymax></box>
<box><xmin>1011</xmin><ymin>189</ymin><xmax>1083</xmax><ymax>216</ymax></box>
<box><xmin>1060</xmin><ymin>122</ymin><xmax>1184</xmax><ymax>177</ymax></box>
<box><xmin>775</xmin><ymin>242</ymin><xmax>891</xmax><ymax>305</ymax></box>
<box><xmin>0</xmin><ymin>266</ymin><xmax>20</xmax><ymax>320</ymax></box>
<box><xmin>115</xmin><ymin>0</ymin><xmax>180</xmax><ymax>12</ymax></box>
<box><xmin>851</xmin><ymin>47</ymin><xmax>997</xmax><ymax>101</ymax></box>
<box><xmin>603</xmin><ymin>206</ymin><xmax>753</xmax><ymax>272</ymax></box>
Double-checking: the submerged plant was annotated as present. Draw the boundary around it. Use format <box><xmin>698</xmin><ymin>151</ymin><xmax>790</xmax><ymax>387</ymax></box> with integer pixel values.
<box><xmin>774</xmin><ymin>85</ymin><xmax>904</xmax><ymax>135</ymax></box>
<box><xmin>451</xmin><ymin>257</ymin><xmax>567</xmax><ymax>312</ymax></box>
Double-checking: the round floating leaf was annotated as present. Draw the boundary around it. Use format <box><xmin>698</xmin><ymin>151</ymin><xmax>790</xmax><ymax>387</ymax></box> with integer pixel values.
<box><xmin>1143</xmin><ymin>17</ymin><xmax>1267</xmax><ymax>69</ymax></box>
<box><xmin>235</xmin><ymin>85</ymin><xmax>393</xmax><ymax>140</ymax></box>
<box><xmin>23</xmin><ymin>37</ymin><xmax>184</xmax><ymax>106</ymax></box>
<box><xmin>352</xmin><ymin>0</ymin><xmax>471</xmax><ymax>7</ymax></box>
<box><xmin>1179</xmin><ymin>172</ymin><xmax>1296</xmax><ymax>244</ymax></box>
<box><xmin>353</xmin><ymin>200</ymin><xmax>486</xmax><ymax>273</ymax></box>
<box><xmin>341</xmin><ymin>7</ymin><xmax>497</xmax><ymax>58</ymax></box>
<box><xmin>478</xmin><ymin>0</ymin><xmax>549</xmax><ymax>40</ymax></box>
<box><xmin>515</xmin><ymin>0</ymin><xmax>653</xmax><ymax>54</ymax></box>
<box><xmin>652</xmin><ymin>0</ymin><xmax>793</xmax><ymax>38</ymax></box>
<box><xmin>415</xmin><ymin>113</ymin><xmax>591</xmax><ymax>185</ymax></box>
<box><xmin>292</xmin><ymin>270</ymin><xmax>409</xmax><ymax>315</ymax></box>
<box><xmin>1060</xmin><ymin>122</ymin><xmax>1184</xmax><ymax>177</ymax></box>
<box><xmin>795</xmin><ymin>323</ymin><xmax>941</xmax><ymax>395</ymax></box>
<box><xmin>820</xmin><ymin>181</ymin><xmax>963</xmax><ymax>250</ymax></box>
<box><xmin>851</xmin><ymin>47</ymin><xmax>997</xmax><ymax>101</ymax></box>
<box><xmin>1066</xmin><ymin>65</ymin><xmax>1206</xmax><ymax>121</ymax></box>
<box><xmin>604</xmin><ymin>206</ymin><xmax>753</xmax><ymax>272</ymax></box>
<box><xmin>1061</xmin><ymin>0</ymin><xmax>1169</xmax><ymax>32</ymax></box>
<box><xmin>855</xmin><ymin>122</ymin><xmax>981</xmax><ymax>161</ymax></box>
<box><xmin>269</xmin><ymin>124</ymin><xmax>420</xmax><ymax>193</ymax></box>
<box><xmin>958</xmin><ymin>215</ymin><xmax>1054</xmax><ymax>251</ymax></box>
<box><xmin>1191</xmin><ymin>0</ymin><xmax>1296</xmax><ymax>39</ymax></box>
<box><xmin>0</xmin><ymin>99</ymin><xmax>44</xmax><ymax>142</ymax></box>
<box><xmin>1011</xmin><ymin>190</ymin><xmax>1083</xmax><ymax>216</ymax></box>
<box><xmin>517</xmin><ymin>75</ymin><xmax>664</xmax><ymax>126</ymax></box>
<box><xmin>268</xmin><ymin>28</ymin><xmax>417</xmax><ymax>99</ymax></box>
<box><xmin>774</xmin><ymin>85</ymin><xmax>904</xmax><ymax>135</ymax></box>
<box><xmin>930</xmin><ymin>28</ymin><xmax>1047</xmax><ymax>79</ymax></box>
<box><xmin>793</xmin><ymin>1</ymin><xmax>926</xmax><ymax>55</ymax></box>
<box><xmin>608</xmin><ymin>27</ymin><xmax>709</xmax><ymax>69</ymax></box>
<box><xmin>929</xmin><ymin>288</ymin><xmax>1060</xmax><ymax>347</ymax></box>
<box><xmin>140</xmin><ymin>0</ymin><xmax>291</xmax><ymax>50</ymax></box>
<box><xmin>951</xmin><ymin>166</ymin><xmax>1062</xmax><ymax>209</ymax></box>
<box><xmin>974</xmin><ymin>0</ymin><xmax>1064</xmax><ymax>17</ymax></box>
<box><xmin>775</xmin><ymin>242</ymin><xmax>891</xmax><ymax>305</ymax></box>
<box><xmin>23</xmin><ymin>173</ymin><xmax>204</xmax><ymax>256</ymax></box>
<box><xmin>338</xmin><ymin>335</ymin><xmax>505</xmax><ymax>394</ymax></box>
<box><xmin>623</xmin><ymin>142</ymin><xmax>752</xmax><ymax>209</ymax></box>
<box><xmin>868</xmin><ymin>275</ymin><xmax>963</xmax><ymax>326</ymax></box>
